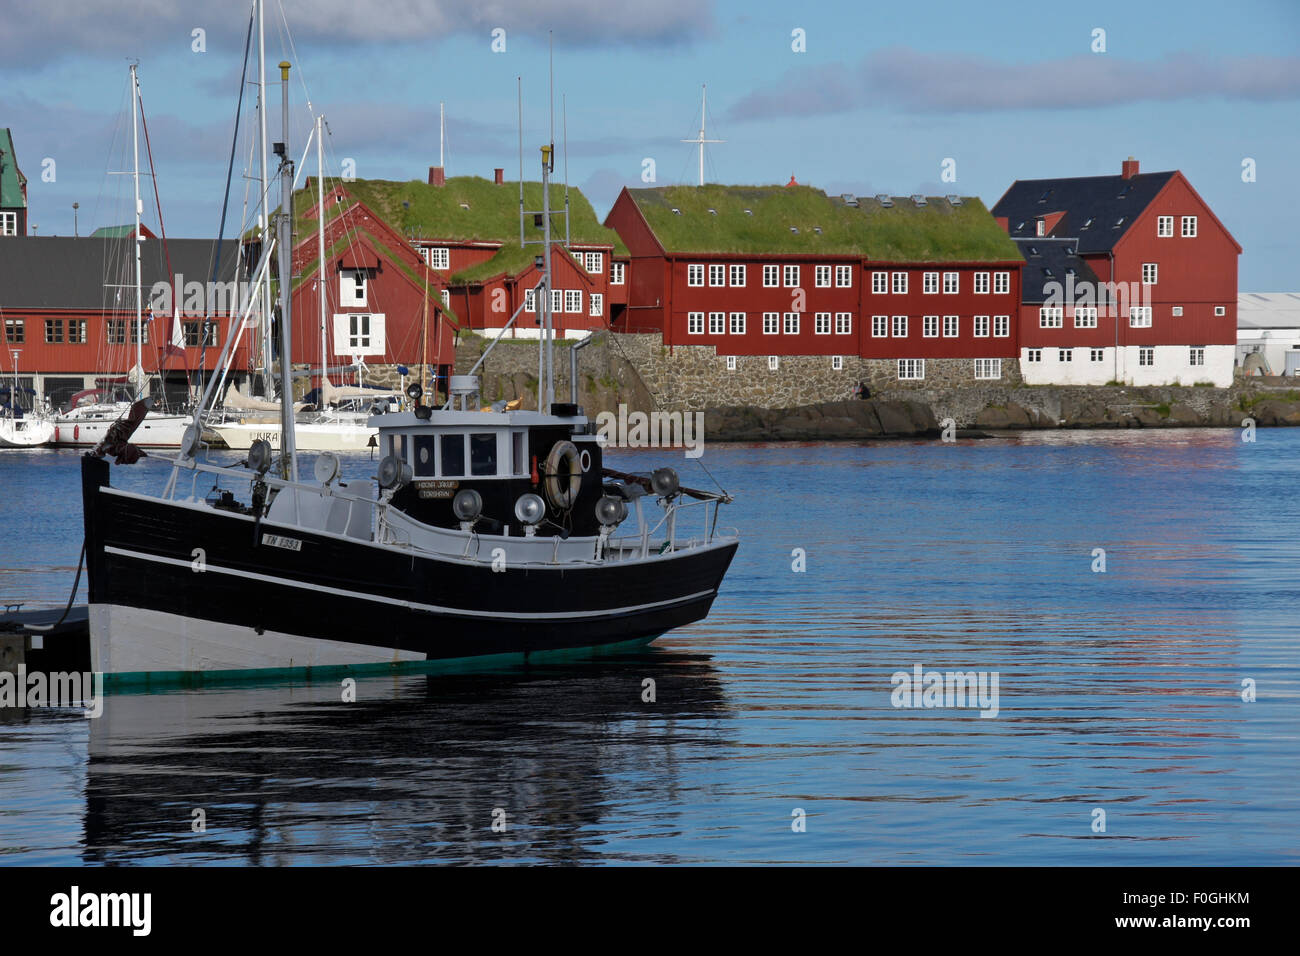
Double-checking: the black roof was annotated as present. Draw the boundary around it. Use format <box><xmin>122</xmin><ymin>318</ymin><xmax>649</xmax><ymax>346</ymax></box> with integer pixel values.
<box><xmin>0</xmin><ymin>236</ymin><xmax>240</xmax><ymax>310</ymax></box>
<box><xmin>991</xmin><ymin>171</ymin><xmax>1176</xmax><ymax>255</ymax></box>
<box><xmin>1012</xmin><ymin>238</ymin><xmax>1101</xmax><ymax>304</ymax></box>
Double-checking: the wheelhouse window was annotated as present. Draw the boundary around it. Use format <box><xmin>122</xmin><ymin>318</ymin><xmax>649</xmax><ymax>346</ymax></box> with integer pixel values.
<box><xmin>440</xmin><ymin>434</ymin><xmax>466</xmax><ymax>476</ymax></box>
<box><xmin>470</xmin><ymin>433</ymin><xmax>497</xmax><ymax>476</ymax></box>
<box><xmin>413</xmin><ymin>435</ymin><xmax>436</xmax><ymax>476</ymax></box>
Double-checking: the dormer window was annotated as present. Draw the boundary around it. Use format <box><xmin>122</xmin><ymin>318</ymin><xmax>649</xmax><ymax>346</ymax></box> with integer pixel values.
<box><xmin>341</xmin><ymin>268</ymin><xmax>368</xmax><ymax>307</ymax></box>
<box><xmin>1036</xmin><ymin>220</ymin><xmax>1045</xmax><ymax>236</ymax></box>
<box><xmin>1081</xmin><ymin>218</ymin><xmax>1093</xmax><ymax>229</ymax></box>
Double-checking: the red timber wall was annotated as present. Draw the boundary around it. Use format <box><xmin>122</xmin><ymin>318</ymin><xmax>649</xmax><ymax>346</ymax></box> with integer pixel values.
<box><xmin>457</xmin><ymin>248</ymin><xmax>615</xmax><ymax>335</ymax></box>
<box><xmin>604</xmin><ymin>191</ymin><xmax>667</xmax><ymax>333</ymax></box>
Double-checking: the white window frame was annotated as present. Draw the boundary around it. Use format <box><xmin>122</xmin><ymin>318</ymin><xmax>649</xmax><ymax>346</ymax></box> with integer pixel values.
<box><xmin>1090</xmin><ymin>349</ymin><xmax>1104</xmax><ymax>363</ymax></box>
<box><xmin>871</xmin><ymin>315</ymin><xmax>888</xmax><ymax>338</ymax></box>
<box><xmin>1157</xmin><ymin>215</ymin><xmax>1173</xmax><ymax>238</ymax></box>
<box><xmin>687</xmin><ymin>312</ymin><xmax>704</xmax><ymax>334</ymax></box>
<box><xmin>835</xmin><ymin>312</ymin><xmax>851</xmax><ymax>335</ymax></box>
<box><xmin>1190</xmin><ymin>346</ymin><xmax>1205</xmax><ymax>366</ymax></box>
<box><xmin>611</xmin><ymin>261</ymin><xmax>625</xmax><ymax>285</ymax></box>
<box><xmin>1142</xmin><ymin>262</ymin><xmax>1158</xmax><ymax>285</ymax></box>
<box><xmin>974</xmin><ymin>358</ymin><xmax>1001</xmax><ymax>380</ymax></box>
<box><xmin>831</xmin><ymin>355</ymin><xmax>843</xmax><ymax>370</ymax></box>
<box><xmin>709</xmin><ymin>264</ymin><xmax>726</xmax><ymax>287</ymax></box>
<box><xmin>835</xmin><ymin>265</ymin><xmax>852</xmax><ymax>288</ymax></box>
<box><xmin>763</xmin><ymin>312</ymin><xmax>780</xmax><ymax>334</ymax></box>
<box><xmin>784</xmin><ymin>264</ymin><xmax>800</xmax><ymax>288</ymax></box>
<box><xmin>1040</xmin><ymin>306</ymin><xmax>1064</xmax><ymax>328</ymax></box>
<box><xmin>872</xmin><ymin>272</ymin><xmax>888</xmax><ymax>294</ymax></box>
<box><xmin>726</xmin><ymin>355</ymin><xmax>737</xmax><ymax>371</ymax></box>
<box><xmin>815</xmin><ymin>312</ymin><xmax>832</xmax><ymax>335</ymax></box>
<box><xmin>0</xmin><ymin>211</ymin><xmax>17</xmax><ymax>236</ymax></box>
<box><xmin>768</xmin><ymin>355</ymin><xmax>779</xmax><ymax>371</ymax></box>
<box><xmin>892</xmin><ymin>315</ymin><xmax>908</xmax><ymax>337</ymax></box>
<box><xmin>1215</xmin><ymin>306</ymin><xmax>1226</xmax><ymax>316</ymax></box>
<box><xmin>784</xmin><ymin>312</ymin><xmax>800</xmax><ymax>335</ymax></box>
<box><xmin>815</xmin><ymin>265</ymin><xmax>831</xmax><ymax>288</ymax></box>
<box><xmin>993</xmin><ymin>315</ymin><xmax>1009</xmax><ymax>338</ymax></box>
<box><xmin>565</xmin><ymin>289</ymin><xmax>583</xmax><ymax>313</ymax></box>
<box><xmin>1059</xmin><ymin>348</ymin><xmax>1072</xmax><ymax>362</ymax></box>
<box><xmin>585</xmin><ymin>251</ymin><xmax>604</xmax><ymax>274</ymax></box>
<box><xmin>730</xmin><ymin>311</ymin><xmax>746</xmax><ymax>335</ymax></box>
<box><xmin>1027</xmin><ymin>349</ymin><xmax>1042</xmax><ymax>363</ymax></box>
<box><xmin>897</xmin><ymin>358</ymin><xmax>925</xmax><ymax>380</ymax></box>
<box><xmin>524</xmin><ymin>289</ymin><xmax>536</xmax><ymax>313</ymax></box>
<box><xmin>973</xmin><ymin>315</ymin><xmax>990</xmax><ymax>337</ymax></box>
<box><xmin>551</xmin><ymin>289</ymin><xmax>564</xmax><ymax>313</ymax></box>
<box><xmin>709</xmin><ymin>311</ymin><xmax>726</xmax><ymax>334</ymax></box>
<box><xmin>341</xmin><ymin>269</ymin><xmax>368</xmax><ymax>307</ymax></box>
<box><xmin>428</xmin><ymin>247</ymin><xmax>450</xmax><ymax>269</ymax></box>
<box><xmin>687</xmin><ymin>264</ymin><xmax>704</xmax><ymax>287</ymax></box>
<box><xmin>729</xmin><ymin>264</ymin><xmax>746</xmax><ymax>287</ymax></box>
<box><xmin>1074</xmin><ymin>307</ymin><xmax>1098</xmax><ymax>328</ymax></box>
<box><xmin>589</xmin><ymin>293</ymin><xmax>603</xmax><ymax>317</ymax></box>
<box><xmin>1181</xmin><ymin>215</ymin><xmax>1197</xmax><ymax>238</ymax></box>
<box><xmin>763</xmin><ymin>265</ymin><xmax>779</xmax><ymax>288</ymax></box>
<box><xmin>923</xmin><ymin>272</ymin><xmax>939</xmax><ymax>294</ymax></box>
<box><xmin>1130</xmin><ymin>306</ymin><xmax>1152</xmax><ymax>328</ymax></box>
<box><xmin>892</xmin><ymin>272</ymin><xmax>908</xmax><ymax>294</ymax></box>
<box><xmin>994</xmin><ymin>272</ymin><xmax>1009</xmax><ymax>294</ymax></box>
<box><xmin>943</xmin><ymin>315</ymin><xmax>959</xmax><ymax>338</ymax></box>
<box><xmin>922</xmin><ymin>315</ymin><xmax>939</xmax><ymax>338</ymax></box>
<box><xmin>943</xmin><ymin>272</ymin><xmax>958</xmax><ymax>294</ymax></box>
<box><xmin>1172</xmin><ymin>306</ymin><xmax>1183</xmax><ymax>317</ymax></box>
<box><xmin>1139</xmin><ymin>347</ymin><xmax>1155</xmax><ymax>366</ymax></box>
<box><xmin>974</xmin><ymin>272</ymin><xmax>990</xmax><ymax>294</ymax></box>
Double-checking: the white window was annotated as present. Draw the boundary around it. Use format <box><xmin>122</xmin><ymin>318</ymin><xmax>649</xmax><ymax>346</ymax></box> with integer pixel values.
<box><xmin>1074</xmin><ymin>307</ymin><xmax>1098</xmax><ymax>328</ymax></box>
<box><xmin>973</xmin><ymin>315</ymin><xmax>990</xmax><ymax>337</ymax></box>
<box><xmin>815</xmin><ymin>265</ymin><xmax>831</xmax><ymax>288</ymax></box>
<box><xmin>428</xmin><ymin>247</ymin><xmax>450</xmax><ymax>269</ymax></box>
<box><xmin>730</xmin><ymin>311</ymin><xmax>746</xmax><ymax>335</ymax></box>
<box><xmin>768</xmin><ymin>355</ymin><xmax>779</xmax><ymax>371</ymax></box>
<box><xmin>871</xmin><ymin>315</ymin><xmax>888</xmax><ymax>338</ymax></box>
<box><xmin>1130</xmin><ymin>306</ymin><xmax>1152</xmax><ymax>327</ymax></box>
<box><xmin>943</xmin><ymin>315</ymin><xmax>958</xmax><ymax>337</ymax></box>
<box><xmin>709</xmin><ymin>264</ymin><xmax>725</xmax><ymax>287</ymax></box>
<box><xmin>897</xmin><ymin>358</ymin><xmax>925</xmax><ymax>380</ymax></box>
<box><xmin>687</xmin><ymin>312</ymin><xmax>704</xmax><ymax>334</ymax></box>
<box><xmin>835</xmin><ymin>312</ymin><xmax>851</xmax><ymax>334</ymax></box>
<box><xmin>0</xmin><ymin>212</ymin><xmax>16</xmax><ymax>236</ymax></box>
<box><xmin>815</xmin><ymin>312</ymin><xmax>831</xmax><ymax>334</ymax></box>
<box><xmin>589</xmin><ymin>293</ymin><xmax>603</xmax><ymax>317</ymax></box>
<box><xmin>729</xmin><ymin>264</ymin><xmax>746</xmax><ymax>287</ymax></box>
<box><xmin>763</xmin><ymin>312</ymin><xmax>780</xmax><ymax>334</ymax></box>
<box><xmin>872</xmin><ymin>272</ymin><xmax>888</xmax><ymax>294</ymax></box>
<box><xmin>1139</xmin><ymin>347</ymin><xmax>1154</xmax><ymax>366</ymax></box>
<box><xmin>551</xmin><ymin>289</ymin><xmax>564</xmax><ymax>313</ymax></box>
<box><xmin>1040</xmin><ymin>306</ymin><xmax>1064</xmax><ymax>328</ymax></box>
<box><xmin>784</xmin><ymin>312</ymin><xmax>800</xmax><ymax>334</ymax></box>
<box><xmin>994</xmin><ymin>272</ymin><xmax>1009</xmax><ymax>294</ymax></box>
<box><xmin>332</xmin><ymin>312</ymin><xmax>386</xmax><ymax>356</ymax></box>
<box><xmin>974</xmin><ymin>358</ymin><xmax>1001</xmax><ymax>380</ymax></box>
<box><xmin>1172</xmin><ymin>306</ymin><xmax>1183</xmax><ymax>317</ymax></box>
<box><xmin>1036</xmin><ymin>220</ymin><xmax>1045</xmax><ymax>237</ymax></box>
<box><xmin>993</xmin><ymin>315</ymin><xmax>1009</xmax><ymax>337</ymax></box>
<box><xmin>784</xmin><ymin>264</ymin><xmax>800</xmax><ymax>287</ymax></box>
<box><xmin>923</xmin><ymin>272</ymin><xmax>939</xmax><ymax>294</ymax></box>
<box><xmin>1142</xmin><ymin>263</ymin><xmax>1158</xmax><ymax>285</ymax></box>
<box><xmin>832</xmin><ymin>355</ymin><xmax>843</xmax><ymax>370</ymax></box>
<box><xmin>974</xmin><ymin>272</ymin><xmax>990</xmax><ymax>294</ymax></box>
<box><xmin>440</xmin><ymin>289</ymin><xmax>450</xmax><ymax>309</ymax></box>
<box><xmin>348</xmin><ymin>313</ymin><xmax>371</xmax><ymax>349</ymax></box>
<box><xmin>1215</xmin><ymin>306</ymin><xmax>1226</xmax><ymax>316</ymax></box>
<box><xmin>687</xmin><ymin>264</ymin><xmax>704</xmax><ymax>287</ymax></box>
<box><xmin>341</xmin><ymin>269</ymin><xmax>367</xmax><ymax>307</ymax></box>
<box><xmin>709</xmin><ymin>311</ymin><xmax>726</xmax><ymax>334</ymax></box>
<box><xmin>1157</xmin><ymin>215</ymin><xmax>1173</xmax><ymax>237</ymax></box>
<box><xmin>611</xmin><ymin>261</ymin><xmax>625</xmax><ymax>285</ymax></box>
<box><xmin>565</xmin><ymin>290</ymin><xmax>582</xmax><ymax>313</ymax></box>
<box><xmin>1181</xmin><ymin>215</ymin><xmax>1197</xmax><ymax>237</ymax></box>
<box><xmin>892</xmin><ymin>315</ymin><xmax>908</xmax><ymax>337</ymax></box>
<box><xmin>1090</xmin><ymin>349</ymin><xmax>1104</xmax><ymax>362</ymax></box>
<box><xmin>923</xmin><ymin>315</ymin><xmax>939</xmax><ymax>338</ymax></box>
<box><xmin>1059</xmin><ymin>349</ymin><xmax>1073</xmax><ymax>362</ymax></box>
<box><xmin>585</xmin><ymin>251</ymin><xmax>604</xmax><ymax>274</ymax></box>
<box><xmin>763</xmin><ymin>264</ymin><xmax>779</xmax><ymax>287</ymax></box>
<box><xmin>1190</xmin><ymin>347</ymin><xmax>1205</xmax><ymax>366</ymax></box>
<box><xmin>1027</xmin><ymin>349</ymin><xmax>1042</xmax><ymax>363</ymax></box>
<box><xmin>892</xmin><ymin>272</ymin><xmax>908</xmax><ymax>294</ymax></box>
<box><xmin>943</xmin><ymin>272</ymin><xmax>958</xmax><ymax>294</ymax></box>
<box><xmin>524</xmin><ymin>289</ymin><xmax>536</xmax><ymax>312</ymax></box>
<box><xmin>726</xmin><ymin>355</ymin><xmax>737</xmax><ymax>371</ymax></box>
<box><xmin>835</xmin><ymin>265</ymin><xmax>852</xmax><ymax>288</ymax></box>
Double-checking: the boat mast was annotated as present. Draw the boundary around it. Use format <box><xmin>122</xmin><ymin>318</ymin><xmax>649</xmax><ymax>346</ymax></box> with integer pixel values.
<box><xmin>130</xmin><ymin>62</ymin><xmax>144</xmax><ymax>397</ymax></box>
<box><xmin>276</xmin><ymin>60</ymin><xmax>297</xmax><ymax>481</ymax></box>
<box><xmin>256</xmin><ymin>0</ymin><xmax>274</xmax><ymax>400</ymax></box>
<box><xmin>316</xmin><ymin>112</ymin><xmax>328</xmax><ymax>397</ymax></box>
<box><xmin>541</xmin><ymin>144</ymin><xmax>554</xmax><ymax>411</ymax></box>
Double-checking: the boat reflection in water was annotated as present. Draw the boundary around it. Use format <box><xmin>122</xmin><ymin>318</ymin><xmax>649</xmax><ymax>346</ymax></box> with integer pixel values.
<box><xmin>83</xmin><ymin>652</ymin><xmax>730</xmax><ymax>864</ymax></box>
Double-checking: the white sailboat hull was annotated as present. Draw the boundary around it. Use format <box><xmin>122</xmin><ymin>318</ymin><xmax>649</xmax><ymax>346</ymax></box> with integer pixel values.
<box><xmin>0</xmin><ymin>417</ymin><xmax>55</xmax><ymax>447</ymax></box>
<box><xmin>51</xmin><ymin>412</ymin><xmax>191</xmax><ymax>449</ymax></box>
<box><xmin>212</xmin><ymin>420</ymin><xmax>377</xmax><ymax>451</ymax></box>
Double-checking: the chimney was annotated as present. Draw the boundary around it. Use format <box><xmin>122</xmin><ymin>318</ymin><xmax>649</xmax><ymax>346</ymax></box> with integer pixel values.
<box><xmin>428</xmin><ymin>166</ymin><xmax>445</xmax><ymax>187</ymax></box>
<box><xmin>494</xmin><ymin>167</ymin><xmax>504</xmax><ymax>185</ymax></box>
<box><xmin>1121</xmin><ymin>156</ymin><xmax>1139</xmax><ymax>180</ymax></box>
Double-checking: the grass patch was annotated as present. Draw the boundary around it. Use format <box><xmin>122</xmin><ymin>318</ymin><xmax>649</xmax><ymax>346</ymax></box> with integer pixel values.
<box><xmin>1154</xmin><ymin>402</ymin><xmax>1171</xmax><ymax>418</ymax></box>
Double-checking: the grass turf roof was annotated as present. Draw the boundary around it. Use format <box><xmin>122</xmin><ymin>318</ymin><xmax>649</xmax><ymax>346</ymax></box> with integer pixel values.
<box><xmin>627</xmin><ymin>185</ymin><xmax>1021</xmax><ymax>262</ymax></box>
<box><xmin>338</xmin><ymin>176</ymin><xmax>628</xmax><ymax>255</ymax></box>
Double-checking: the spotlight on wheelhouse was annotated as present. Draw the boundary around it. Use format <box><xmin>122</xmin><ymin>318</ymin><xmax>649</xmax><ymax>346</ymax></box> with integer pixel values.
<box><xmin>515</xmin><ymin>493</ymin><xmax>546</xmax><ymax>534</ymax></box>
<box><xmin>650</xmin><ymin>467</ymin><xmax>680</xmax><ymax>497</ymax></box>
<box><xmin>595</xmin><ymin>495</ymin><xmax>628</xmax><ymax>527</ymax></box>
<box><xmin>453</xmin><ymin>489</ymin><xmax>484</xmax><ymax>528</ymax></box>
<box><xmin>377</xmin><ymin>454</ymin><xmax>412</xmax><ymax>490</ymax></box>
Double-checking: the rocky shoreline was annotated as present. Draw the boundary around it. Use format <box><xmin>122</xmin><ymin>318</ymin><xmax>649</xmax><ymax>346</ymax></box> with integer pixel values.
<box><xmin>704</xmin><ymin>385</ymin><xmax>1300</xmax><ymax>441</ymax></box>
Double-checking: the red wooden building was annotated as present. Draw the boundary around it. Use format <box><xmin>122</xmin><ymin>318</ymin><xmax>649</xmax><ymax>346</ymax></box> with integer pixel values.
<box><xmin>604</xmin><ymin>184</ymin><xmax>1023</xmax><ymax>383</ymax></box>
<box><xmin>993</xmin><ymin>157</ymin><xmax>1240</xmax><ymax>386</ymax></box>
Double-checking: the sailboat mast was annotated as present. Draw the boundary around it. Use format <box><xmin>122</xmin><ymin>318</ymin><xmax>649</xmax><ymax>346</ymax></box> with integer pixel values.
<box><xmin>276</xmin><ymin>60</ymin><xmax>297</xmax><ymax>481</ymax></box>
<box><xmin>316</xmin><ymin>113</ymin><xmax>327</xmax><ymax>395</ymax></box>
<box><xmin>541</xmin><ymin>145</ymin><xmax>554</xmax><ymax>411</ymax></box>
<box><xmin>130</xmin><ymin>63</ymin><xmax>144</xmax><ymax>394</ymax></box>
<box><xmin>256</xmin><ymin>0</ymin><xmax>274</xmax><ymax>399</ymax></box>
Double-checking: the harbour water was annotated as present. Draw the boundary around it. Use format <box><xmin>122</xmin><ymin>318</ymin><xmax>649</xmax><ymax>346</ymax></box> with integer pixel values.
<box><xmin>1</xmin><ymin>429</ymin><xmax>1297</xmax><ymax>865</ymax></box>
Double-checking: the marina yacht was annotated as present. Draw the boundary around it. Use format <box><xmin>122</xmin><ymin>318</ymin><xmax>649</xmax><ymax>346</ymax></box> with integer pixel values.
<box><xmin>77</xmin><ymin>45</ymin><xmax>737</xmax><ymax>680</ymax></box>
<box><xmin>0</xmin><ymin>385</ymin><xmax>54</xmax><ymax>448</ymax></box>
<box><xmin>53</xmin><ymin>382</ymin><xmax>191</xmax><ymax>450</ymax></box>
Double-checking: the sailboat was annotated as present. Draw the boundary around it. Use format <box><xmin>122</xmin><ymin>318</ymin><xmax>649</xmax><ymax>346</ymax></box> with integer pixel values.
<box><xmin>0</xmin><ymin>349</ymin><xmax>54</xmax><ymax>448</ymax></box>
<box><xmin>51</xmin><ymin>63</ymin><xmax>192</xmax><ymax>450</ymax></box>
<box><xmin>77</xmin><ymin>32</ymin><xmax>738</xmax><ymax>680</ymax></box>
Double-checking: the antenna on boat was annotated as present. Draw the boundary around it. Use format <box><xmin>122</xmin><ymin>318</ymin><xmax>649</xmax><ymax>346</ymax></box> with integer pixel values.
<box><xmin>129</xmin><ymin>61</ymin><xmax>144</xmax><ymax>400</ymax></box>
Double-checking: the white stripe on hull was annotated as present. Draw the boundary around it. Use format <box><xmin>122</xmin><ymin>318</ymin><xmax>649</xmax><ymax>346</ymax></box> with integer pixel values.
<box><xmin>89</xmin><ymin>603</ymin><xmax>426</xmax><ymax>675</ymax></box>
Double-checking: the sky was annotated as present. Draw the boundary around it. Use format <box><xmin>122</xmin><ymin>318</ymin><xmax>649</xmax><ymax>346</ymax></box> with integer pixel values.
<box><xmin>2</xmin><ymin>0</ymin><xmax>1298</xmax><ymax>288</ymax></box>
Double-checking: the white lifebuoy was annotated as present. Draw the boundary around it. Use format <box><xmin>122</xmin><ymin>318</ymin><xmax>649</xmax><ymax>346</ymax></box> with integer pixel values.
<box><xmin>544</xmin><ymin>440</ymin><xmax>583</xmax><ymax>511</ymax></box>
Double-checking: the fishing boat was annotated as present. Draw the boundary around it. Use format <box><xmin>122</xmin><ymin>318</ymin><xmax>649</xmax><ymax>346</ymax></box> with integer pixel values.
<box><xmin>77</xmin><ymin>25</ymin><xmax>739</xmax><ymax>680</ymax></box>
